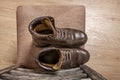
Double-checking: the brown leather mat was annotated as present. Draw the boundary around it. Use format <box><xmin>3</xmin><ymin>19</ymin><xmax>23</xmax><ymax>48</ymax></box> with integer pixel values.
<box><xmin>16</xmin><ymin>5</ymin><xmax>85</xmax><ymax>69</ymax></box>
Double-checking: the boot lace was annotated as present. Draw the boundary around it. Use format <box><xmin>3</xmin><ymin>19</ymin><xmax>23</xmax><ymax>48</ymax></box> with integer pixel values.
<box><xmin>61</xmin><ymin>49</ymin><xmax>73</xmax><ymax>63</ymax></box>
<box><xmin>47</xmin><ymin>28</ymin><xmax>73</xmax><ymax>41</ymax></box>
<box><xmin>56</xmin><ymin>29</ymin><xmax>73</xmax><ymax>40</ymax></box>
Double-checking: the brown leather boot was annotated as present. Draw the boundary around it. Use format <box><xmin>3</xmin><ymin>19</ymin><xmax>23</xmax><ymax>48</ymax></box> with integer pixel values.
<box><xmin>29</xmin><ymin>16</ymin><xmax>87</xmax><ymax>47</ymax></box>
<box><xmin>35</xmin><ymin>47</ymin><xmax>90</xmax><ymax>71</ymax></box>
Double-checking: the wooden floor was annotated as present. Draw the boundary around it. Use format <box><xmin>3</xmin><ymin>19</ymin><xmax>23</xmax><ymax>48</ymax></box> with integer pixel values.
<box><xmin>0</xmin><ymin>0</ymin><xmax>120</xmax><ymax>80</ymax></box>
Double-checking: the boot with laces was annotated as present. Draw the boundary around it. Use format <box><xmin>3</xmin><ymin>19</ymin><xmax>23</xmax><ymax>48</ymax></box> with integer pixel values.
<box><xmin>35</xmin><ymin>47</ymin><xmax>90</xmax><ymax>71</ymax></box>
<box><xmin>29</xmin><ymin>16</ymin><xmax>87</xmax><ymax>47</ymax></box>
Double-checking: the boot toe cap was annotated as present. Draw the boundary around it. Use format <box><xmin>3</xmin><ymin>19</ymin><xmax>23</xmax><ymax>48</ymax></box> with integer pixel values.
<box><xmin>72</xmin><ymin>31</ymin><xmax>87</xmax><ymax>45</ymax></box>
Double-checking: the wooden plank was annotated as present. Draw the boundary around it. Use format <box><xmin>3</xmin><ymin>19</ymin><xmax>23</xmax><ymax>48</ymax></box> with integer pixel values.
<box><xmin>0</xmin><ymin>65</ymin><xmax>17</xmax><ymax>75</ymax></box>
<box><xmin>0</xmin><ymin>66</ymin><xmax>90</xmax><ymax>80</ymax></box>
<box><xmin>80</xmin><ymin>65</ymin><xmax>107</xmax><ymax>80</ymax></box>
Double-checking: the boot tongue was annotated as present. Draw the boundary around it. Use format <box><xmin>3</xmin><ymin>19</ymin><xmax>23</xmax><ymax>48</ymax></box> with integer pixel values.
<box><xmin>41</xmin><ymin>18</ymin><xmax>57</xmax><ymax>35</ymax></box>
<box><xmin>52</xmin><ymin>50</ymin><xmax>62</xmax><ymax>70</ymax></box>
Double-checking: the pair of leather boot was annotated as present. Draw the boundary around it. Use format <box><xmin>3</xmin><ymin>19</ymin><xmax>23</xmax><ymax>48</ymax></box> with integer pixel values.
<box><xmin>29</xmin><ymin>16</ymin><xmax>90</xmax><ymax>71</ymax></box>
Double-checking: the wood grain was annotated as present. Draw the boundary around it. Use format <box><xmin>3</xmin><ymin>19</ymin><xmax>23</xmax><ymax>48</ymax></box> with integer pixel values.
<box><xmin>0</xmin><ymin>0</ymin><xmax>120</xmax><ymax>80</ymax></box>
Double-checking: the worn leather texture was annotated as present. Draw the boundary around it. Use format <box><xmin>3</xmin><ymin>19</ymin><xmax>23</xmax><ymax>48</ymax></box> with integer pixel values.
<box><xmin>17</xmin><ymin>5</ymin><xmax>85</xmax><ymax>69</ymax></box>
<box><xmin>29</xmin><ymin>16</ymin><xmax>87</xmax><ymax>47</ymax></box>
